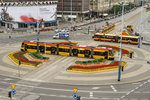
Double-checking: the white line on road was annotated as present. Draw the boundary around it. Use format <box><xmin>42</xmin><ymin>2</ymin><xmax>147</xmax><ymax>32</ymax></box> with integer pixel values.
<box><xmin>0</xmin><ymin>87</ymin><xmax>118</xmax><ymax>100</ymax></box>
<box><xmin>92</xmin><ymin>87</ymin><xmax>101</xmax><ymax>90</ymax></box>
<box><xmin>89</xmin><ymin>92</ymin><xmax>93</xmax><ymax>98</ymax></box>
<box><xmin>0</xmin><ymin>81</ymin><xmax>128</xmax><ymax>94</ymax></box>
<box><xmin>3</xmin><ymin>78</ymin><xmax>14</xmax><ymax>81</ymax></box>
<box><xmin>110</xmin><ymin>85</ymin><xmax>117</xmax><ymax>92</ymax></box>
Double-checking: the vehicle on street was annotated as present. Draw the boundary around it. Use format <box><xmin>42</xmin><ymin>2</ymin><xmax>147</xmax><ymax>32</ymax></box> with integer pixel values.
<box><xmin>97</xmin><ymin>22</ymin><xmax>115</xmax><ymax>34</ymax></box>
<box><xmin>53</xmin><ymin>32</ymin><xmax>69</xmax><ymax>39</ymax></box>
<box><xmin>55</xmin><ymin>29</ymin><xmax>61</xmax><ymax>33</ymax></box>
<box><xmin>93</xmin><ymin>33</ymin><xmax>142</xmax><ymax>45</ymax></box>
<box><xmin>142</xmin><ymin>41</ymin><xmax>150</xmax><ymax>45</ymax></box>
<box><xmin>21</xmin><ymin>41</ymin><xmax>114</xmax><ymax>60</ymax></box>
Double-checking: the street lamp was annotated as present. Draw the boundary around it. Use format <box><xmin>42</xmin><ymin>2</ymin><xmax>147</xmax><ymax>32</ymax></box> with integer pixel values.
<box><xmin>70</xmin><ymin>0</ymin><xmax>72</xmax><ymax>31</ymax></box>
<box><xmin>118</xmin><ymin>3</ymin><xmax>128</xmax><ymax>81</ymax></box>
<box><xmin>37</xmin><ymin>0</ymin><xmax>40</xmax><ymax>52</ymax></box>
<box><xmin>138</xmin><ymin>0</ymin><xmax>144</xmax><ymax>48</ymax></box>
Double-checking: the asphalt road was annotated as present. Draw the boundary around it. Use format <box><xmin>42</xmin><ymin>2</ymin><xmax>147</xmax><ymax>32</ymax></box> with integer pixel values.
<box><xmin>0</xmin><ymin>7</ymin><xmax>150</xmax><ymax>100</ymax></box>
<box><xmin>0</xmin><ymin>75</ymin><xmax>150</xmax><ymax>100</ymax></box>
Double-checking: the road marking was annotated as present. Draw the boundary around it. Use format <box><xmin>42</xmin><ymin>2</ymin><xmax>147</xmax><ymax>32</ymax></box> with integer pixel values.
<box><xmin>143</xmin><ymin>81</ymin><xmax>147</xmax><ymax>84</ymax></box>
<box><xmin>59</xmin><ymin>95</ymin><xmax>67</xmax><ymax>97</ymax></box>
<box><xmin>3</xmin><ymin>78</ymin><xmax>13</xmax><ymax>81</ymax></box>
<box><xmin>89</xmin><ymin>92</ymin><xmax>93</xmax><ymax>98</ymax></box>
<box><xmin>0</xmin><ymin>87</ymin><xmax>118</xmax><ymax>100</ymax></box>
<box><xmin>121</xmin><ymin>96</ymin><xmax>125</xmax><ymax>99</ymax></box>
<box><xmin>139</xmin><ymin>84</ymin><xmax>144</xmax><ymax>87</ymax></box>
<box><xmin>135</xmin><ymin>87</ymin><xmax>139</xmax><ymax>90</ymax></box>
<box><xmin>0</xmin><ymin>81</ymin><xmax>128</xmax><ymax>93</ymax></box>
<box><xmin>92</xmin><ymin>87</ymin><xmax>100</xmax><ymax>90</ymax></box>
<box><xmin>0</xmin><ymin>96</ymin><xmax>16</xmax><ymax>100</ymax></box>
<box><xmin>110</xmin><ymin>85</ymin><xmax>117</xmax><ymax>92</ymax></box>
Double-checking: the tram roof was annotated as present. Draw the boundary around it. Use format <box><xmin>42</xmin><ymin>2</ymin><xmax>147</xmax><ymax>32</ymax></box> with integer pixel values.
<box><xmin>22</xmin><ymin>41</ymin><xmax>113</xmax><ymax>50</ymax></box>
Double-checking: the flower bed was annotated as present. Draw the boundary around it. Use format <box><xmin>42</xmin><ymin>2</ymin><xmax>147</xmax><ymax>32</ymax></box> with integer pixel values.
<box><xmin>74</xmin><ymin>58</ymin><xmax>106</xmax><ymax>67</ymax></box>
<box><xmin>28</xmin><ymin>52</ymin><xmax>49</xmax><ymax>62</ymax></box>
<box><xmin>67</xmin><ymin>61</ymin><xmax>127</xmax><ymax>73</ymax></box>
<box><xmin>8</xmin><ymin>51</ymin><xmax>42</xmax><ymax>67</ymax></box>
<box><xmin>98</xmin><ymin>45</ymin><xmax>133</xmax><ymax>58</ymax></box>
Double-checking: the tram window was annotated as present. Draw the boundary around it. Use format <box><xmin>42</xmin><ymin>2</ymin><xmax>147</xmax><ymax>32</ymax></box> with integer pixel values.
<box><xmin>130</xmin><ymin>38</ymin><xmax>138</xmax><ymax>42</ymax></box>
<box><xmin>30</xmin><ymin>46</ymin><xmax>37</xmax><ymax>49</ymax></box>
<box><xmin>79</xmin><ymin>50</ymin><xmax>84</xmax><ymax>54</ymax></box>
<box><xmin>100</xmin><ymin>36</ymin><xmax>105</xmax><ymax>38</ymax></box>
<box><xmin>95</xmin><ymin>35</ymin><xmax>101</xmax><ymax>38</ymax></box>
<box><xmin>122</xmin><ymin>38</ymin><xmax>126</xmax><ymax>40</ymax></box>
<box><xmin>27</xmin><ymin>45</ymin><xmax>30</xmax><ymax>49</ymax></box>
<box><xmin>84</xmin><ymin>50</ymin><xmax>91</xmax><ymax>55</ymax></box>
<box><xmin>59</xmin><ymin>48</ymin><xmax>69</xmax><ymax>52</ymax></box>
<box><xmin>46</xmin><ymin>47</ymin><xmax>51</xmax><ymax>51</ymax></box>
<box><xmin>99</xmin><ymin>30</ymin><xmax>103</xmax><ymax>33</ymax></box>
<box><xmin>21</xmin><ymin>43</ymin><xmax>24</xmax><ymax>47</ymax></box>
<box><xmin>107</xmin><ymin>36</ymin><xmax>115</xmax><ymax>39</ymax></box>
<box><xmin>93</xmin><ymin>52</ymin><xmax>105</xmax><ymax>56</ymax></box>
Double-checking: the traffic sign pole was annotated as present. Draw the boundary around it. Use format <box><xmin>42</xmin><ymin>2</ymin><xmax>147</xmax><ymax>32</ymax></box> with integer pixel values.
<box><xmin>18</xmin><ymin>60</ymin><xmax>21</xmax><ymax>77</ymax></box>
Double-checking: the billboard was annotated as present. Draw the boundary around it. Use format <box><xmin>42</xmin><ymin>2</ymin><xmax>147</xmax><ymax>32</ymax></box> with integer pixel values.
<box><xmin>0</xmin><ymin>5</ymin><xmax>57</xmax><ymax>22</ymax></box>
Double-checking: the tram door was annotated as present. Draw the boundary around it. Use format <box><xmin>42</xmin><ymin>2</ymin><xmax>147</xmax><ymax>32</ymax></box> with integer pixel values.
<box><xmin>25</xmin><ymin>44</ymin><xmax>27</xmax><ymax>51</ymax></box>
<box><xmin>39</xmin><ymin>46</ymin><xmax>45</xmax><ymax>53</ymax></box>
<box><xmin>104</xmin><ymin>52</ymin><xmax>108</xmax><ymax>59</ymax></box>
<box><xmin>115</xmin><ymin>36</ymin><xmax>119</xmax><ymax>43</ymax></box>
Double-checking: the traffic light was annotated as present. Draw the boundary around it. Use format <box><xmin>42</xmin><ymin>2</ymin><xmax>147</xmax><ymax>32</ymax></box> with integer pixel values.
<box><xmin>8</xmin><ymin>91</ymin><xmax>11</xmax><ymax>98</ymax></box>
<box><xmin>77</xmin><ymin>96</ymin><xmax>81</xmax><ymax>100</ymax></box>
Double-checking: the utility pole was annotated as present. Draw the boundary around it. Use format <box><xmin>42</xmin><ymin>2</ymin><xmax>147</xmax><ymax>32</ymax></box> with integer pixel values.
<box><xmin>61</xmin><ymin>0</ymin><xmax>64</xmax><ymax>21</ymax></box>
<box><xmin>18</xmin><ymin>60</ymin><xmax>21</xmax><ymax>77</ymax></box>
<box><xmin>70</xmin><ymin>0</ymin><xmax>72</xmax><ymax>31</ymax></box>
<box><xmin>138</xmin><ymin>0</ymin><xmax>144</xmax><ymax>48</ymax></box>
<box><xmin>118</xmin><ymin>3</ymin><xmax>126</xmax><ymax>81</ymax></box>
<box><xmin>109</xmin><ymin>0</ymin><xmax>111</xmax><ymax>14</ymax></box>
<box><xmin>37</xmin><ymin>0</ymin><xmax>39</xmax><ymax>53</ymax></box>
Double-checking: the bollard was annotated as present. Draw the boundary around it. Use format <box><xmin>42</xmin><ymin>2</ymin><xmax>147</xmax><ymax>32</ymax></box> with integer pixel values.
<box><xmin>9</xmin><ymin>36</ymin><xmax>11</xmax><ymax>39</ymax></box>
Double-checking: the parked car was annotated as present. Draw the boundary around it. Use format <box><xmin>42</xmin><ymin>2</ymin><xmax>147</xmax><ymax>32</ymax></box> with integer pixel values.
<box><xmin>0</xmin><ymin>30</ymin><xmax>4</xmax><ymax>33</ymax></box>
<box><xmin>142</xmin><ymin>41</ymin><xmax>150</xmax><ymax>45</ymax></box>
<box><xmin>55</xmin><ymin>29</ymin><xmax>61</xmax><ymax>33</ymax></box>
<box><xmin>53</xmin><ymin>32</ymin><xmax>69</xmax><ymax>39</ymax></box>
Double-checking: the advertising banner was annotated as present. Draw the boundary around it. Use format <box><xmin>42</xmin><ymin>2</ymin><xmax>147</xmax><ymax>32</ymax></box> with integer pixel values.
<box><xmin>0</xmin><ymin>5</ymin><xmax>57</xmax><ymax>22</ymax></box>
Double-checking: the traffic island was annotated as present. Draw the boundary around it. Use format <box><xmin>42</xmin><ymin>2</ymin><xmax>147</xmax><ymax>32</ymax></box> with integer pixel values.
<box><xmin>8</xmin><ymin>51</ymin><xmax>49</xmax><ymax>67</ymax></box>
<box><xmin>66</xmin><ymin>59</ymin><xmax>127</xmax><ymax>73</ymax></box>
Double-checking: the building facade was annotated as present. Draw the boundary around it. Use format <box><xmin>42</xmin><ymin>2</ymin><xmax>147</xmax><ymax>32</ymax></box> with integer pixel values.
<box><xmin>89</xmin><ymin>0</ymin><xmax>136</xmax><ymax>17</ymax></box>
<box><xmin>57</xmin><ymin>0</ymin><xmax>89</xmax><ymax>21</ymax></box>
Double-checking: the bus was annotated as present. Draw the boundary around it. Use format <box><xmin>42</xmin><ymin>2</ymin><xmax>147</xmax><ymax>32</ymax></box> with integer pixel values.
<box><xmin>21</xmin><ymin>41</ymin><xmax>114</xmax><ymax>60</ymax></box>
<box><xmin>97</xmin><ymin>22</ymin><xmax>115</xmax><ymax>34</ymax></box>
<box><xmin>93</xmin><ymin>33</ymin><xmax>141</xmax><ymax>45</ymax></box>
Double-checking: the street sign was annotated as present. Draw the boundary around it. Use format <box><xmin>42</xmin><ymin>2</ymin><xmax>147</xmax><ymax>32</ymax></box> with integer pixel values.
<box><xmin>73</xmin><ymin>88</ymin><xmax>78</xmax><ymax>93</ymax></box>
<box><xmin>11</xmin><ymin>84</ymin><xmax>16</xmax><ymax>90</ymax></box>
<box><xmin>72</xmin><ymin>93</ymin><xmax>77</xmax><ymax>99</ymax></box>
<box><xmin>11</xmin><ymin>89</ymin><xmax>16</xmax><ymax>95</ymax></box>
